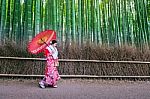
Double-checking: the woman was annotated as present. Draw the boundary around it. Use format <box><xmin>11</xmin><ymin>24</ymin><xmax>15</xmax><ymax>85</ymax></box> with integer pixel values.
<box><xmin>39</xmin><ymin>40</ymin><xmax>60</xmax><ymax>88</ymax></box>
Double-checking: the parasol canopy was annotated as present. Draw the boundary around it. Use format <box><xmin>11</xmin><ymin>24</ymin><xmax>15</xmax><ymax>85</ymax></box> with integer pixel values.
<box><xmin>27</xmin><ymin>30</ymin><xmax>56</xmax><ymax>54</ymax></box>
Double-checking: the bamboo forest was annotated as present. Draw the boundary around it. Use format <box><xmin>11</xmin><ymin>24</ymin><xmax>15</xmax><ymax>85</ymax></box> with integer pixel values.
<box><xmin>0</xmin><ymin>0</ymin><xmax>149</xmax><ymax>48</ymax></box>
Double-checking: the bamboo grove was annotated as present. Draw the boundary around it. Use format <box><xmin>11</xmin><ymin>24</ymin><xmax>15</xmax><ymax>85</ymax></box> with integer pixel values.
<box><xmin>0</xmin><ymin>0</ymin><xmax>149</xmax><ymax>48</ymax></box>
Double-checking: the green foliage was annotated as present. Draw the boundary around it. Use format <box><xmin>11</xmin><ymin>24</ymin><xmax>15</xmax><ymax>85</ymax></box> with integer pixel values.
<box><xmin>0</xmin><ymin>0</ymin><xmax>149</xmax><ymax>48</ymax></box>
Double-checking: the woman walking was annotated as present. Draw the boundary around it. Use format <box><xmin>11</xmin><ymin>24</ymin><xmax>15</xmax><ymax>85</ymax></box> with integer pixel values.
<box><xmin>39</xmin><ymin>40</ymin><xmax>60</xmax><ymax>88</ymax></box>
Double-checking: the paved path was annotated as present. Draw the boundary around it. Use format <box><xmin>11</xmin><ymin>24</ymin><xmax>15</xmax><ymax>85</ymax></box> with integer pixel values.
<box><xmin>0</xmin><ymin>79</ymin><xmax>150</xmax><ymax>99</ymax></box>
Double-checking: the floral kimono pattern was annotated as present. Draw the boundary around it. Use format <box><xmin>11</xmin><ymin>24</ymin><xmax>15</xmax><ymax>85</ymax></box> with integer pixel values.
<box><xmin>41</xmin><ymin>45</ymin><xmax>60</xmax><ymax>86</ymax></box>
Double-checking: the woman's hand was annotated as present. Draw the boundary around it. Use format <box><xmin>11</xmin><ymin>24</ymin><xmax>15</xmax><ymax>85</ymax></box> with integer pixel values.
<box><xmin>54</xmin><ymin>59</ymin><xmax>59</xmax><ymax>66</ymax></box>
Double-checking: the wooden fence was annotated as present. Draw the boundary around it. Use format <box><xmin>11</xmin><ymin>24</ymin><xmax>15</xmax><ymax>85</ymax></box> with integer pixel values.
<box><xmin>0</xmin><ymin>57</ymin><xmax>150</xmax><ymax>78</ymax></box>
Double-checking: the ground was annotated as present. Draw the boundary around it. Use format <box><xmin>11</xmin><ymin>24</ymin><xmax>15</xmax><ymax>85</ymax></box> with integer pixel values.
<box><xmin>0</xmin><ymin>79</ymin><xmax>150</xmax><ymax>99</ymax></box>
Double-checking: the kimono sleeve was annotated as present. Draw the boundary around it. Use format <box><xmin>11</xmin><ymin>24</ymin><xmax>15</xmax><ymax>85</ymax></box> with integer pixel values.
<box><xmin>44</xmin><ymin>48</ymin><xmax>52</xmax><ymax>57</ymax></box>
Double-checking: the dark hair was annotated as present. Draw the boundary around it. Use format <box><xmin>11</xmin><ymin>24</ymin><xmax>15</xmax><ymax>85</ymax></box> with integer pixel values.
<box><xmin>51</xmin><ymin>40</ymin><xmax>57</xmax><ymax>44</ymax></box>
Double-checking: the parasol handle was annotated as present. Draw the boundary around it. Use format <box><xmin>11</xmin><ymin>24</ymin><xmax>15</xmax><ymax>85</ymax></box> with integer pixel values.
<box><xmin>40</xmin><ymin>38</ymin><xmax>49</xmax><ymax>46</ymax></box>
<box><xmin>40</xmin><ymin>38</ymin><xmax>52</xmax><ymax>49</ymax></box>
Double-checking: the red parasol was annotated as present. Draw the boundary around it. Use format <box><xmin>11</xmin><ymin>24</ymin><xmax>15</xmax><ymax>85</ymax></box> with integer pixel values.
<box><xmin>27</xmin><ymin>30</ymin><xmax>56</xmax><ymax>54</ymax></box>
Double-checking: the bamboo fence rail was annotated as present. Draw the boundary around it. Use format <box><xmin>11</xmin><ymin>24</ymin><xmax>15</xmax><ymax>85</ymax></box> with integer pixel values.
<box><xmin>0</xmin><ymin>74</ymin><xmax>150</xmax><ymax>78</ymax></box>
<box><xmin>0</xmin><ymin>57</ymin><xmax>150</xmax><ymax>78</ymax></box>
<box><xmin>0</xmin><ymin>56</ymin><xmax>150</xmax><ymax>64</ymax></box>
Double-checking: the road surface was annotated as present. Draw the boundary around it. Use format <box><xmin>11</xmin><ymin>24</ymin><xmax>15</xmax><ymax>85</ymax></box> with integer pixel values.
<box><xmin>0</xmin><ymin>79</ymin><xmax>150</xmax><ymax>99</ymax></box>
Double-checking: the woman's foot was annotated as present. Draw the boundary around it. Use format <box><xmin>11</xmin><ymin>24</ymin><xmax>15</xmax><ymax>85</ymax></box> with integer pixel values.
<box><xmin>39</xmin><ymin>82</ymin><xmax>45</xmax><ymax>89</ymax></box>
<box><xmin>53</xmin><ymin>85</ymin><xmax>57</xmax><ymax>88</ymax></box>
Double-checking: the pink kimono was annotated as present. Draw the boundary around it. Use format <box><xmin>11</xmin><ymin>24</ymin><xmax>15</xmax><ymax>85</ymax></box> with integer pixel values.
<box><xmin>40</xmin><ymin>45</ymin><xmax>60</xmax><ymax>87</ymax></box>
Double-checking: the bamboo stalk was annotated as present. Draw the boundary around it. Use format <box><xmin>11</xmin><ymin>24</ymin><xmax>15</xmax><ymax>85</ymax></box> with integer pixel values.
<box><xmin>78</xmin><ymin>0</ymin><xmax>81</xmax><ymax>45</ymax></box>
<box><xmin>0</xmin><ymin>0</ymin><xmax>6</xmax><ymax>44</ymax></box>
<box><xmin>71</xmin><ymin>0</ymin><xmax>75</xmax><ymax>42</ymax></box>
<box><xmin>53</xmin><ymin>0</ymin><xmax>56</xmax><ymax>30</ymax></box>
<box><xmin>0</xmin><ymin>0</ymin><xmax>149</xmax><ymax>49</ymax></box>
<box><xmin>34</xmin><ymin>0</ymin><xmax>40</xmax><ymax>35</ymax></box>
<box><xmin>4</xmin><ymin>0</ymin><xmax>11</xmax><ymax>41</ymax></box>
<box><xmin>65</xmin><ymin>0</ymin><xmax>71</xmax><ymax>44</ymax></box>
